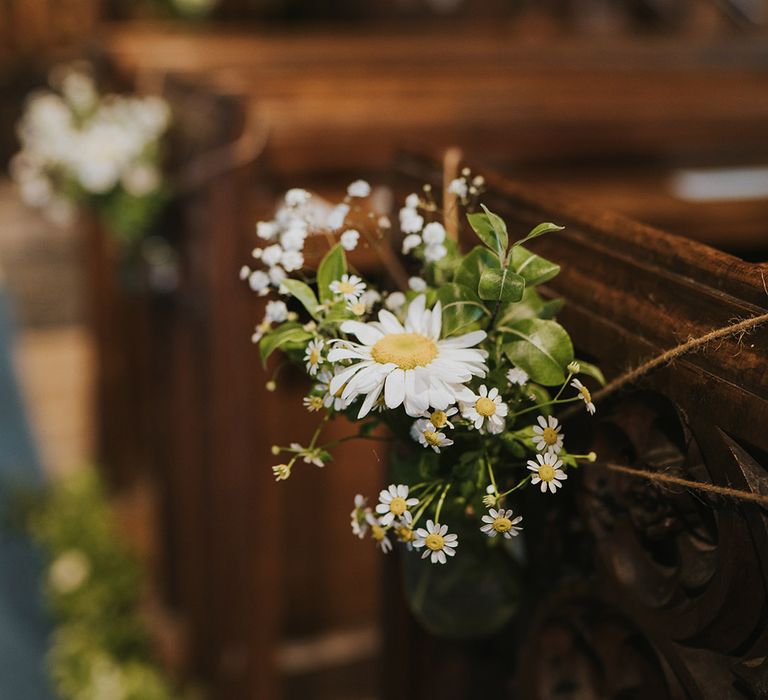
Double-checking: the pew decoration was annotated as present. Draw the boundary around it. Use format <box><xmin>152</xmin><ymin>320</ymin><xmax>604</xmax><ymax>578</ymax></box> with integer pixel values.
<box><xmin>11</xmin><ymin>64</ymin><xmax>172</xmax><ymax>246</ymax></box>
<box><xmin>243</xmin><ymin>173</ymin><xmax>604</xmax><ymax>635</ymax></box>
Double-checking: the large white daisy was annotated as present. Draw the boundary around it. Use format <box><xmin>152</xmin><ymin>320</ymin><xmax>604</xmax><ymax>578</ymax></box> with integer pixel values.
<box><xmin>327</xmin><ymin>295</ymin><xmax>487</xmax><ymax>418</ymax></box>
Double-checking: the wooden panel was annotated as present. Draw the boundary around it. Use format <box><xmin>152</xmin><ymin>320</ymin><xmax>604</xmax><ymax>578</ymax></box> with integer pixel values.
<box><xmin>385</xmin><ymin>151</ymin><xmax>768</xmax><ymax>698</ymax></box>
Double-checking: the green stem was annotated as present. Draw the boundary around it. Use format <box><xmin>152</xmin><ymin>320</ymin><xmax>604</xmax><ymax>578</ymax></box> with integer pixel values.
<box><xmin>513</xmin><ymin>396</ymin><xmax>580</xmax><ymax>419</ymax></box>
<box><xmin>434</xmin><ymin>483</ymin><xmax>451</xmax><ymax>522</ymax></box>
<box><xmin>552</xmin><ymin>372</ymin><xmax>573</xmax><ymax>402</ymax></box>
<box><xmin>498</xmin><ymin>475</ymin><xmax>532</xmax><ymax>498</ymax></box>
<box><xmin>412</xmin><ymin>487</ymin><xmax>439</xmax><ymax>527</ymax></box>
<box><xmin>486</xmin><ymin>456</ymin><xmax>499</xmax><ymax>496</ymax></box>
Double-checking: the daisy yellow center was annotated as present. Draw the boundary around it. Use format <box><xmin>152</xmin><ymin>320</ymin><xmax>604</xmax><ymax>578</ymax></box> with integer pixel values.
<box><xmin>538</xmin><ymin>463</ymin><xmax>556</xmax><ymax>482</ymax></box>
<box><xmin>423</xmin><ymin>430</ymin><xmax>441</xmax><ymax>446</ymax></box>
<box><xmin>476</xmin><ymin>397</ymin><xmax>497</xmax><ymax>417</ymax></box>
<box><xmin>389</xmin><ymin>496</ymin><xmax>407</xmax><ymax>516</ymax></box>
<box><xmin>309</xmin><ymin>348</ymin><xmax>321</xmax><ymax>364</ymax></box>
<box><xmin>429</xmin><ymin>410</ymin><xmax>448</xmax><ymax>428</ymax></box>
<box><xmin>425</xmin><ymin>533</ymin><xmax>445</xmax><ymax>551</ymax></box>
<box><xmin>371</xmin><ymin>524</ymin><xmax>386</xmax><ymax>541</ymax></box>
<box><xmin>371</xmin><ymin>333</ymin><xmax>438</xmax><ymax>370</ymax></box>
<box><xmin>579</xmin><ymin>385</ymin><xmax>592</xmax><ymax>402</ymax></box>
<box><xmin>396</xmin><ymin>526</ymin><xmax>413</xmax><ymax>542</ymax></box>
<box><xmin>307</xmin><ymin>396</ymin><xmax>323</xmax><ymax>410</ymax></box>
<box><xmin>492</xmin><ymin>516</ymin><xmax>513</xmax><ymax>533</ymax></box>
<box><xmin>351</xmin><ymin>303</ymin><xmax>366</xmax><ymax>316</ymax></box>
<box><xmin>337</xmin><ymin>281</ymin><xmax>357</xmax><ymax>295</ymax></box>
<box><xmin>541</xmin><ymin>427</ymin><xmax>558</xmax><ymax>445</ymax></box>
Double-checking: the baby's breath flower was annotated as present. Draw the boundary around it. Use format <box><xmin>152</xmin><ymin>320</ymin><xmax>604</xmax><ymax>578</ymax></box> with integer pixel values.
<box><xmin>378</xmin><ymin>215</ymin><xmax>391</xmax><ymax>229</ymax></box>
<box><xmin>402</xmin><ymin>233</ymin><xmax>422</xmax><ymax>254</ymax></box>
<box><xmin>248</xmin><ymin>270</ymin><xmax>270</xmax><ymax>295</ymax></box>
<box><xmin>272</xmin><ymin>463</ymin><xmax>291</xmax><ymax>481</ymax></box>
<box><xmin>251</xmin><ymin>318</ymin><xmax>271</xmax><ymax>344</ymax></box>
<box><xmin>340</xmin><ymin>229</ymin><xmax>360</xmax><ymax>251</ymax></box>
<box><xmin>571</xmin><ymin>378</ymin><xmax>596</xmax><ymax>414</ymax></box>
<box><xmin>422</xmin><ymin>221</ymin><xmax>446</xmax><ymax>245</ymax></box>
<box><xmin>424</xmin><ymin>243</ymin><xmax>447</xmax><ymax>263</ymax></box>
<box><xmin>384</xmin><ymin>291</ymin><xmax>406</xmax><ymax>310</ymax></box>
<box><xmin>376</xmin><ymin>484</ymin><xmax>418</xmax><ymax>527</ymax></box>
<box><xmin>413</xmin><ymin>520</ymin><xmax>458</xmax><ymax>564</ymax></box>
<box><xmin>350</xmin><ymin>495</ymin><xmax>370</xmax><ymax>538</ymax></box>
<box><xmin>285</xmin><ymin>188</ymin><xmax>310</xmax><ymax>207</ymax></box>
<box><xmin>303</xmin><ymin>395</ymin><xmax>324</xmax><ymax>412</ymax></box>
<box><xmin>261</xmin><ymin>244</ymin><xmax>283</xmax><ymax>268</ymax></box>
<box><xmin>280</xmin><ymin>249</ymin><xmax>304</xmax><ymax>272</ymax></box>
<box><xmin>506</xmin><ymin>367</ymin><xmax>529</xmax><ymax>386</ymax></box>
<box><xmin>532</xmin><ymin>415</ymin><xmax>564</xmax><ymax>454</ymax></box>
<box><xmin>327</xmin><ymin>203</ymin><xmax>350</xmax><ymax>230</ymax></box>
<box><xmin>408</xmin><ymin>276</ymin><xmax>427</xmax><ymax>292</ymax></box>
<box><xmin>448</xmin><ymin>177</ymin><xmax>468</xmax><ymax>198</ymax></box>
<box><xmin>527</xmin><ymin>453</ymin><xmax>567</xmax><ymax>494</ymax></box>
<box><xmin>480</xmin><ymin>508</ymin><xmax>522</xmax><ymax>539</ymax></box>
<box><xmin>265</xmin><ymin>300</ymin><xmax>288</xmax><ymax>323</ymax></box>
<box><xmin>257</xmin><ymin>221</ymin><xmax>278</xmax><ymax>240</ymax></box>
<box><xmin>399</xmin><ymin>207</ymin><xmax>424</xmax><ymax>234</ymax></box>
<box><xmin>347</xmin><ymin>180</ymin><xmax>371</xmax><ymax>198</ymax></box>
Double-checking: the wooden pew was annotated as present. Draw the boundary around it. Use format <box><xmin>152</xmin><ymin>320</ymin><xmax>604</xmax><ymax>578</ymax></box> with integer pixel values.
<box><xmin>384</xmin><ymin>150</ymin><xmax>768</xmax><ymax>699</ymax></box>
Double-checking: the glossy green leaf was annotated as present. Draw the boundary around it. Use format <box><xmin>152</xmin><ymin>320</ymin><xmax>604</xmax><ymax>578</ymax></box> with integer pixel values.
<box><xmin>478</xmin><ymin>267</ymin><xmax>525</xmax><ymax>303</ymax></box>
<box><xmin>575</xmin><ymin>359</ymin><xmax>606</xmax><ymax>386</ymax></box>
<box><xmin>280</xmin><ymin>279</ymin><xmax>320</xmax><ymax>319</ymax></box>
<box><xmin>437</xmin><ymin>283</ymin><xmax>487</xmax><ymax>336</ymax></box>
<box><xmin>513</xmin><ymin>222</ymin><xmax>564</xmax><ymax>248</ymax></box>
<box><xmin>496</xmin><ymin>288</ymin><xmax>563</xmax><ymax>326</ymax></box>
<box><xmin>502</xmin><ymin>318</ymin><xmax>574</xmax><ymax>386</ymax></box>
<box><xmin>454</xmin><ymin>246</ymin><xmax>499</xmax><ymax>290</ymax></box>
<box><xmin>480</xmin><ymin>204</ymin><xmax>508</xmax><ymax>254</ymax></box>
<box><xmin>509</xmin><ymin>245</ymin><xmax>560</xmax><ymax>286</ymax></box>
<box><xmin>259</xmin><ymin>324</ymin><xmax>312</xmax><ymax>367</ymax></box>
<box><xmin>317</xmin><ymin>244</ymin><xmax>347</xmax><ymax>304</ymax></box>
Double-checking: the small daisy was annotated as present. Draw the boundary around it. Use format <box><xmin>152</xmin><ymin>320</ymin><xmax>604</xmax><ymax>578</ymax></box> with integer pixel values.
<box><xmin>350</xmin><ymin>495</ymin><xmax>369</xmax><ymax>539</ymax></box>
<box><xmin>340</xmin><ymin>229</ymin><xmax>360</xmax><ymax>251</ymax></box>
<box><xmin>394</xmin><ymin>511</ymin><xmax>415</xmax><ymax>546</ymax></box>
<box><xmin>481</xmin><ymin>487</ymin><xmax>498</xmax><ymax>509</ymax></box>
<box><xmin>413</xmin><ymin>520</ymin><xmax>458</xmax><ymax>564</ymax></box>
<box><xmin>272</xmin><ymin>464</ymin><xmax>291</xmax><ymax>481</ymax></box>
<box><xmin>347</xmin><ymin>300</ymin><xmax>367</xmax><ymax>316</ymax></box>
<box><xmin>304</xmin><ymin>338</ymin><xmax>324</xmax><ymax>375</ymax></box>
<box><xmin>302</xmin><ymin>395</ymin><xmax>324</xmax><ymax>412</ymax></box>
<box><xmin>480</xmin><ymin>508</ymin><xmax>523</xmax><ymax>539</ymax></box>
<box><xmin>329</xmin><ymin>274</ymin><xmax>366</xmax><ymax>303</ymax></box>
<box><xmin>507</xmin><ymin>367</ymin><xmax>529</xmax><ymax>386</ymax></box>
<box><xmin>422</xmin><ymin>407</ymin><xmax>458</xmax><ymax>430</ymax></box>
<box><xmin>289</xmin><ymin>443</ymin><xmax>325</xmax><ymax>467</ymax></box>
<box><xmin>376</xmin><ymin>484</ymin><xmax>419</xmax><ymax>526</ymax></box>
<box><xmin>366</xmin><ymin>513</ymin><xmax>392</xmax><ymax>553</ymax></box>
<box><xmin>265</xmin><ymin>300</ymin><xmax>288</xmax><ymax>323</ymax></box>
<box><xmin>347</xmin><ymin>180</ymin><xmax>371</xmax><ymax>198</ymax></box>
<box><xmin>460</xmin><ymin>385</ymin><xmax>508</xmax><ymax>434</ymax></box>
<box><xmin>571</xmin><ymin>379</ymin><xmax>596</xmax><ymax>414</ymax></box>
<box><xmin>532</xmin><ymin>415</ymin><xmax>564</xmax><ymax>454</ymax></box>
<box><xmin>414</xmin><ymin>419</ymin><xmax>454</xmax><ymax>453</ymax></box>
<box><xmin>527</xmin><ymin>453</ymin><xmax>568</xmax><ymax>494</ymax></box>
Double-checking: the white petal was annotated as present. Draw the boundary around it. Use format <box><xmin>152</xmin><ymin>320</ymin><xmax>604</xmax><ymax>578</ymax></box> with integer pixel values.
<box><xmin>384</xmin><ymin>369</ymin><xmax>406</xmax><ymax>409</ymax></box>
<box><xmin>339</xmin><ymin>321</ymin><xmax>384</xmax><ymax>346</ymax></box>
<box><xmin>377</xmin><ymin>309</ymin><xmax>405</xmax><ymax>334</ymax></box>
<box><xmin>438</xmin><ymin>330</ymin><xmax>486</xmax><ymax>348</ymax></box>
<box><xmin>429</xmin><ymin>300</ymin><xmax>442</xmax><ymax>339</ymax></box>
<box><xmin>405</xmin><ymin>295</ymin><xmax>427</xmax><ymax>333</ymax></box>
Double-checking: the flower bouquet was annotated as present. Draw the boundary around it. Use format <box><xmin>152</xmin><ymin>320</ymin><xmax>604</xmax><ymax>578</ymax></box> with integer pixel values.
<box><xmin>243</xmin><ymin>171</ymin><xmax>602</xmax><ymax>638</ymax></box>
<box><xmin>11</xmin><ymin>64</ymin><xmax>171</xmax><ymax>246</ymax></box>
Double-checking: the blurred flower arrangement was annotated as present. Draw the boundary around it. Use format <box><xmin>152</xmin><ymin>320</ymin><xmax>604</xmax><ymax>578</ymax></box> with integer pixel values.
<box><xmin>11</xmin><ymin>64</ymin><xmax>172</xmax><ymax>245</ymax></box>
<box><xmin>243</xmin><ymin>172</ymin><xmax>603</xmax><ymax>633</ymax></box>
<box><xmin>19</xmin><ymin>470</ymin><xmax>192</xmax><ymax>700</ymax></box>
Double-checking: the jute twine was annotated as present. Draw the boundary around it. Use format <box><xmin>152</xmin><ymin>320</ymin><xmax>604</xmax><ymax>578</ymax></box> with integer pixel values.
<box><xmin>576</xmin><ymin>310</ymin><xmax>768</xmax><ymax>507</ymax></box>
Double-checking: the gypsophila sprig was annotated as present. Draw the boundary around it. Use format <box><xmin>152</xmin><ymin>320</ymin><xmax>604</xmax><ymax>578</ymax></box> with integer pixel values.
<box><xmin>243</xmin><ymin>169</ymin><xmax>601</xmax><ymax>568</ymax></box>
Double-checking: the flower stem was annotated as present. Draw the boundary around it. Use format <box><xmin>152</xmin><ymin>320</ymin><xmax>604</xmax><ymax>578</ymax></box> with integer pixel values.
<box><xmin>513</xmin><ymin>396</ymin><xmax>580</xmax><ymax>419</ymax></box>
<box><xmin>486</xmin><ymin>456</ymin><xmax>499</xmax><ymax>496</ymax></box>
<box><xmin>552</xmin><ymin>372</ymin><xmax>573</xmax><ymax>402</ymax></box>
<box><xmin>434</xmin><ymin>483</ymin><xmax>451</xmax><ymax>522</ymax></box>
<box><xmin>498</xmin><ymin>475</ymin><xmax>531</xmax><ymax>498</ymax></box>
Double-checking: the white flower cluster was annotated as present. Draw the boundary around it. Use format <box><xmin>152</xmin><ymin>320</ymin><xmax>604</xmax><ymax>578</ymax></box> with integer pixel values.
<box><xmin>400</xmin><ymin>192</ymin><xmax>448</xmax><ymax>263</ymax></box>
<box><xmin>447</xmin><ymin>167</ymin><xmax>485</xmax><ymax>205</ymax></box>
<box><xmin>11</xmin><ymin>66</ymin><xmax>170</xmax><ymax>225</ymax></box>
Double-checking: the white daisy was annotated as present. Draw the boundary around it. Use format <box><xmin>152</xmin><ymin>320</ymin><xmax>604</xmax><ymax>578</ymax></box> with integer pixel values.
<box><xmin>414</xmin><ymin>420</ymin><xmax>454</xmax><ymax>453</ymax></box>
<box><xmin>422</xmin><ymin>406</ymin><xmax>458</xmax><ymax>430</ymax></box>
<box><xmin>532</xmin><ymin>415</ymin><xmax>564</xmax><ymax>454</ymax></box>
<box><xmin>460</xmin><ymin>385</ymin><xmax>508</xmax><ymax>434</ymax></box>
<box><xmin>480</xmin><ymin>508</ymin><xmax>523</xmax><ymax>539</ymax></box>
<box><xmin>408</xmin><ymin>276</ymin><xmax>427</xmax><ymax>292</ymax></box>
<box><xmin>402</xmin><ymin>233</ymin><xmax>422</xmax><ymax>254</ymax></box>
<box><xmin>327</xmin><ymin>295</ymin><xmax>488</xmax><ymax>418</ymax></box>
<box><xmin>302</xmin><ymin>395</ymin><xmax>324</xmax><ymax>412</ymax></box>
<box><xmin>527</xmin><ymin>453</ymin><xmax>568</xmax><ymax>494</ymax></box>
<box><xmin>316</xmin><ymin>369</ymin><xmax>351</xmax><ymax>412</ymax></box>
<box><xmin>394</xmin><ymin>511</ymin><xmax>415</xmax><ymax>546</ymax></box>
<box><xmin>340</xmin><ymin>229</ymin><xmax>360</xmax><ymax>251</ymax></box>
<box><xmin>571</xmin><ymin>379</ymin><xmax>596</xmax><ymax>414</ymax></box>
<box><xmin>350</xmin><ymin>495</ymin><xmax>369</xmax><ymax>539</ymax></box>
<box><xmin>347</xmin><ymin>180</ymin><xmax>371</xmax><ymax>198</ymax></box>
<box><xmin>507</xmin><ymin>367</ymin><xmax>529</xmax><ymax>386</ymax></box>
<box><xmin>376</xmin><ymin>484</ymin><xmax>419</xmax><ymax>526</ymax></box>
<box><xmin>366</xmin><ymin>513</ymin><xmax>392</xmax><ymax>553</ymax></box>
<box><xmin>304</xmin><ymin>338</ymin><xmax>324</xmax><ymax>376</ymax></box>
<box><xmin>329</xmin><ymin>274</ymin><xmax>366</xmax><ymax>303</ymax></box>
<box><xmin>265</xmin><ymin>300</ymin><xmax>288</xmax><ymax>323</ymax></box>
<box><xmin>413</xmin><ymin>520</ymin><xmax>458</xmax><ymax>564</ymax></box>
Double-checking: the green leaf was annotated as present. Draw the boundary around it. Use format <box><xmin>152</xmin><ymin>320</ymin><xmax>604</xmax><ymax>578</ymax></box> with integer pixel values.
<box><xmin>467</xmin><ymin>208</ymin><xmax>508</xmax><ymax>258</ymax></box>
<box><xmin>575</xmin><ymin>359</ymin><xmax>606</xmax><ymax>386</ymax></box>
<box><xmin>497</xmin><ymin>288</ymin><xmax>563</xmax><ymax>326</ymax></box>
<box><xmin>437</xmin><ymin>283</ymin><xmax>487</xmax><ymax>336</ymax></box>
<box><xmin>509</xmin><ymin>246</ymin><xmax>560</xmax><ymax>286</ymax></box>
<box><xmin>478</xmin><ymin>267</ymin><xmax>525</xmax><ymax>303</ymax></box>
<box><xmin>454</xmin><ymin>246</ymin><xmax>499</xmax><ymax>290</ymax></box>
<box><xmin>259</xmin><ymin>324</ymin><xmax>312</xmax><ymax>366</ymax></box>
<box><xmin>317</xmin><ymin>244</ymin><xmax>347</xmax><ymax>304</ymax></box>
<box><xmin>502</xmin><ymin>318</ymin><xmax>574</xmax><ymax>386</ymax></box>
<box><xmin>280</xmin><ymin>279</ymin><xmax>320</xmax><ymax>319</ymax></box>
<box><xmin>513</xmin><ymin>222</ymin><xmax>564</xmax><ymax>248</ymax></box>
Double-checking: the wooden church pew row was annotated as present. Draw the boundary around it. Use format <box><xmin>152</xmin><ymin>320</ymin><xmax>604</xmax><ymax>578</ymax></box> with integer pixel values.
<box><xmin>382</xmin><ymin>150</ymin><xmax>768</xmax><ymax>699</ymax></box>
